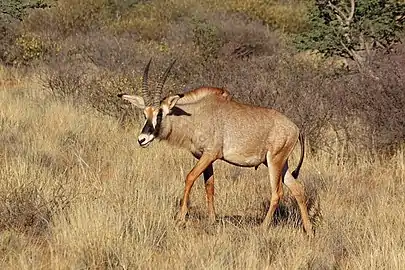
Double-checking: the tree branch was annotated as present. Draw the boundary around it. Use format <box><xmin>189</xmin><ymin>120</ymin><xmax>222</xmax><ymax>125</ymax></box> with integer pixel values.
<box><xmin>340</xmin><ymin>40</ymin><xmax>356</xmax><ymax>60</ymax></box>
<box><xmin>328</xmin><ymin>0</ymin><xmax>355</xmax><ymax>25</ymax></box>
<box><xmin>327</xmin><ymin>1</ymin><xmax>348</xmax><ymax>24</ymax></box>
<box><xmin>348</xmin><ymin>0</ymin><xmax>355</xmax><ymax>24</ymax></box>
<box><xmin>396</xmin><ymin>15</ymin><xmax>405</xmax><ymax>23</ymax></box>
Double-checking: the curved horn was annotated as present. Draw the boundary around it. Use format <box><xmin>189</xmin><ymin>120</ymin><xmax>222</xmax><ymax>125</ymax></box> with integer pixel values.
<box><xmin>142</xmin><ymin>58</ymin><xmax>152</xmax><ymax>106</ymax></box>
<box><xmin>153</xmin><ymin>59</ymin><xmax>177</xmax><ymax>106</ymax></box>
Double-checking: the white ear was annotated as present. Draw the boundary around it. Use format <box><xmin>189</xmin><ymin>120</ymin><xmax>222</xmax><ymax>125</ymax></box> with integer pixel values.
<box><xmin>167</xmin><ymin>95</ymin><xmax>181</xmax><ymax>110</ymax></box>
<box><xmin>119</xmin><ymin>94</ymin><xmax>145</xmax><ymax>109</ymax></box>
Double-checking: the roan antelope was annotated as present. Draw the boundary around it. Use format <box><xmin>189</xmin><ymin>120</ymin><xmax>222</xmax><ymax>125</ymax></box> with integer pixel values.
<box><xmin>118</xmin><ymin>59</ymin><xmax>314</xmax><ymax>236</ymax></box>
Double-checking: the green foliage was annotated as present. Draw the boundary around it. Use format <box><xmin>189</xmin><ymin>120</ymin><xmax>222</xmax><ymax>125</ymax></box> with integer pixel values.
<box><xmin>0</xmin><ymin>0</ymin><xmax>50</xmax><ymax>21</ymax></box>
<box><xmin>107</xmin><ymin>1</ymin><xmax>188</xmax><ymax>40</ymax></box>
<box><xmin>295</xmin><ymin>0</ymin><xmax>405</xmax><ymax>58</ymax></box>
<box><xmin>15</xmin><ymin>33</ymin><xmax>45</xmax><ymax>62</ymax></box>
<box><xmin>192</xmin><ymin>18</ymin><xmax>223</xmax><ymax>60</ymax></box>
<box><xmin>52</xmin><ymin>0</ymin><xmax>115</xmax><ymax>35</ymax></box>
<box><xmin>210</xmin><ymin>0</ymin><xmax>310</xmax><ymax>33</ymax></box>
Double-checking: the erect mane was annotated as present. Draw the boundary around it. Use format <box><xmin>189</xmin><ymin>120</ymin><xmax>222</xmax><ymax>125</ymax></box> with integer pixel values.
<box><xmin>175</xmin><ymin>87</ymin><xmax>231</xmax><ymax>105</ymax></box>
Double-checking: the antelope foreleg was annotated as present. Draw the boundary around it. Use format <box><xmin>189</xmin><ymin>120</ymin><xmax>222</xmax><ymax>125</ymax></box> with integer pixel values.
<box><xmin>176</xmin><ymin>153</ymin><xmax>217</xmax><ymax>225</ymax></box>
<box><xmin>203</xmin><ymin>164</ymin><xmax>216</xmax><ymax>224</ymax></box>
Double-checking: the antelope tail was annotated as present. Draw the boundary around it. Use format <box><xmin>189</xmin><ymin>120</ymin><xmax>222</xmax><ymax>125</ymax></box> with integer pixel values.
<box><xmin>291</xmin><ymin>132</ymin><xmax>305</xmax><ymax>179</ymax></box>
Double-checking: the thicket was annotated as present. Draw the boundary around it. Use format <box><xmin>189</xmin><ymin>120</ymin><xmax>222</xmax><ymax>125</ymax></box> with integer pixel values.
<box><xmin>296</xmin><ymin>0</ymin><xmax>405</xmax><ymax>77</ymax></box>
<box><xmin>0</xmin><ymin>0</ymin><xmax>404</xmax><ymax>159</ymax></box>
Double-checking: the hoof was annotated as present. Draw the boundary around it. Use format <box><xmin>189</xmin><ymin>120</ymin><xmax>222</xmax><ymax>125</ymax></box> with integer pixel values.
<box><xmin>260</xmin><ymin>219</ymin><xmax>272</xmax><ymax>231</ymax></box>
<box><xmin>175</xmin><ymin>217</ymin><xmax>187</xmax><ymax>229</ymax></box>
<box><xmin>305</xmin><ymin>228</ymin><xmax>315</xmax><ymax>239</ymax></box>
<box><xmin>208</xmin><ymin>216</ymin><xmax>216</xmax><ymax>226</ymax></box>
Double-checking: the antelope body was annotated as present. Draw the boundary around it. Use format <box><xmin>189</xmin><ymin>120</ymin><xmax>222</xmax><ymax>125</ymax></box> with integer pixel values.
<box><xmin>119</xmin><ymin>60</ymin><xmax>314</xmax><ymax>235</ymax></box>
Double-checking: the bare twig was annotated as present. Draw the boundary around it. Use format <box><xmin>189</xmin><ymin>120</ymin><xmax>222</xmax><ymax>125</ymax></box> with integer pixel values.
<box><xmin>327</xmin><ymin>0</ymin><xmax>355</xmax><ymax>25</ymax></box>
<box><xmin>339</xmin><ymin>40</ymin><xmax>356</xmax><ymax>60</ymax></box>
<box><xmin>348</xmin><ymin>0</ymin><xmax>355</xmax><ymax>24</ymax></box>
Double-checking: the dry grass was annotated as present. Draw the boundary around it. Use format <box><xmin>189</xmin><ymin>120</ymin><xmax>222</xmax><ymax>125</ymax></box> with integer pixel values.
<box><xmin>0</xmin><ymin>69</ymin><xmax>404</xmax><ymax>269</ymax></box>
<box><xmin>1</xmin><ymin>1</ymin><xmax>404</xmax><ymax>268</ymax></box>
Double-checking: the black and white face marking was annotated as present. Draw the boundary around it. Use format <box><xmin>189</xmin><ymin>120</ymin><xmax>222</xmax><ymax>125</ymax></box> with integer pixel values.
<box><xmin>137</xmin><ymin>106</ymin><xmax>164</xmax><ymax>147</ymax></box>
<box><xmin>136</xmin><ymin>94</ymin><xmax>182</xmax><ymax>147</ymax></box>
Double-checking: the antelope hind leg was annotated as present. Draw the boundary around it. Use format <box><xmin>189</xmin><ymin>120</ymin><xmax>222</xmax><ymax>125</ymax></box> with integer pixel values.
<box><xmin>261</xmin><ymin>151</ymin><xmax>284</xmax><ymax>229</ymax></box>
<box><xmin>284</xmin><ymin>168</ymin><xmax>314</xmax><ymax>237</ymax></box>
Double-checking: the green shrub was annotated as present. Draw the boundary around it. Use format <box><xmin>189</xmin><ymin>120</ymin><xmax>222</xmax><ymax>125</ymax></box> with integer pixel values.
<box><xmin>15</xmin><ymin>33</ymin><xmax>45</xmax><ymax>62</ymax></box>
<box><xmin>211</xmin><ymin>0</ymin><xmax>310</xmax><ymax>33</ymax></box>
<box><xmin>109</xmin><ymin>1</ymin><xmax>188</xmax><ymax>40</ymax></box>
<box><xmin>0</xmin><ymin>0</ymin><xmax>50</xmax><ymax>21</ymax></box>
<box><xmin>192</xmin><ymin>18</ymin><xmax>223</xmax><ymax>60</ymax></box>
<box><xmin>50</xmin><ymin>0</ymin><xmax>113</xmax><ymax>35</ymax></box>
<box><xmin>295</xmin><ymin>0</ymin><xmax>405</xmax><ymax>62</ymax></box>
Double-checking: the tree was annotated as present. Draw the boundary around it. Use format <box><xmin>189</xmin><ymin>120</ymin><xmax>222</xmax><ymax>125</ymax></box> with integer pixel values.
<box><xmin>295</xmin><ymin>0</ymin><xmax>405</xmax><ymax>75</ymax></box>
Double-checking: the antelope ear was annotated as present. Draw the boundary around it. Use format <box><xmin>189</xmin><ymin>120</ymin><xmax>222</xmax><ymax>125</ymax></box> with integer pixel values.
<box><xmin>167</xmin><ymin>94</ymin><xmax>183</xmax><ymax>110</ymax></box>
<box><xmin>118</xmin><ymin>94</ymin><xmax>145</xmax><ymax>109</ymax></box>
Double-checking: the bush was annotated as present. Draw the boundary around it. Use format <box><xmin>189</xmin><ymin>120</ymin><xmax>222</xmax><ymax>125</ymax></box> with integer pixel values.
<box><xmin>0</xmin><ymin>18</ymin><xmax>21</xmax><ymax>65</ymax></box>
<box><xmin>42</xmin><ymin>44</ymin><xmax>143</xmax><ymax>121</ymax></box>
<box><xmin>0</xmin><ymin>0</ymin><xmax>49</xmax><ymax>21</ymax></box>
<box><xmin>15</xmin><ymin>33</ymin><xmax>46</xmax><ymax>62</ymax></box>
<box><xmin>332</xmin><ymin>46</ymin><xmax>405</xmax><ymax>155</ymax></box>
<box><xmin>108</xmin><ymin>1</ymin><xmax>189</xmax><ymax>40</ymax></box>
<box><xmin>192</xmin><ymin>18</ymin><xmax>224</xmax><ymax>60</ymax></box>
<box><xmin>295</xmin><ymin>0</ymin><xmax>405</xmax><ymax>75</ymax></box>
<box><xmin>44</xmin><ymin>53</ymin><xmax>87</xmax><ymax>101</ymax></box>
<box><xmin>215</xmin><ymin>0</ymin><xmax>310</xmax><ymax>33</ymax></box>
<box><xmin>0</xmin><ymin>183</ymin><xmax>72</xmax><ymax>236</ymax></box>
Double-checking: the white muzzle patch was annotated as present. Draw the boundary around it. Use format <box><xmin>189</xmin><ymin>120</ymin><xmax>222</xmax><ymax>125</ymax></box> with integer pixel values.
<box><xmin>138</xmin><ymin>133</ymin><xmax>155</xmax><ymax>147</ymax></box>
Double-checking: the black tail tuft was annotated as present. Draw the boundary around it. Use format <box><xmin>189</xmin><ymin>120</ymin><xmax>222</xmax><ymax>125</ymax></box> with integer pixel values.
<box><xmin>291</xmin><ymin>132</ymin><xmax>305</xmax><ymax>179</ymax></box>
<box><xmin>117</xmin><ymin>93</ymin><xmax>127</xmax><ymax>98</ymax></box>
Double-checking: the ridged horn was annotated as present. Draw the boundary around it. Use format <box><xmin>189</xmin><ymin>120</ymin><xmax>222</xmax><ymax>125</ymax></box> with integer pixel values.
<box><xmin>153</xmin><ymin>59</ymin><xmax>177</xmax><ymax>106</ymax></box>
<box><xmin>142</xmin><ymin>58</ymin><xmax>152</xmax><ymax>106</ymax></box>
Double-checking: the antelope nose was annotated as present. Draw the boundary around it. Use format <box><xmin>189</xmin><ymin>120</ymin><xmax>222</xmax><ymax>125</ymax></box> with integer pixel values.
<box><xmin>138</xmin><ymin>138</ymin><xmax>146</xmax><ymax>145</ymax></box>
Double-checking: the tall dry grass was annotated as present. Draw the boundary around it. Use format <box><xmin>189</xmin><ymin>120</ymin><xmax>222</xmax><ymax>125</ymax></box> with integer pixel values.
<box><xmin>0</xmin><ymin>68</ymin><xmax>404</xmax><ymax>269</ymax></box>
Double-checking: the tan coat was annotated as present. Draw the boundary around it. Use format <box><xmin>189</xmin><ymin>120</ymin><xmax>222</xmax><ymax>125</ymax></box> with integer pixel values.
<box><xmin>160</xmin><ymin>87</ymin><xmax>299</xmax><ymax>168</ymax></box>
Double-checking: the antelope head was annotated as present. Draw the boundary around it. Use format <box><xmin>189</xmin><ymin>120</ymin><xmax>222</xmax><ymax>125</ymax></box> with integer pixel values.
<box><xmin>118</xmin><ymin>59</ymin><xmax>180</xmax><ymax>147</ymax></box>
